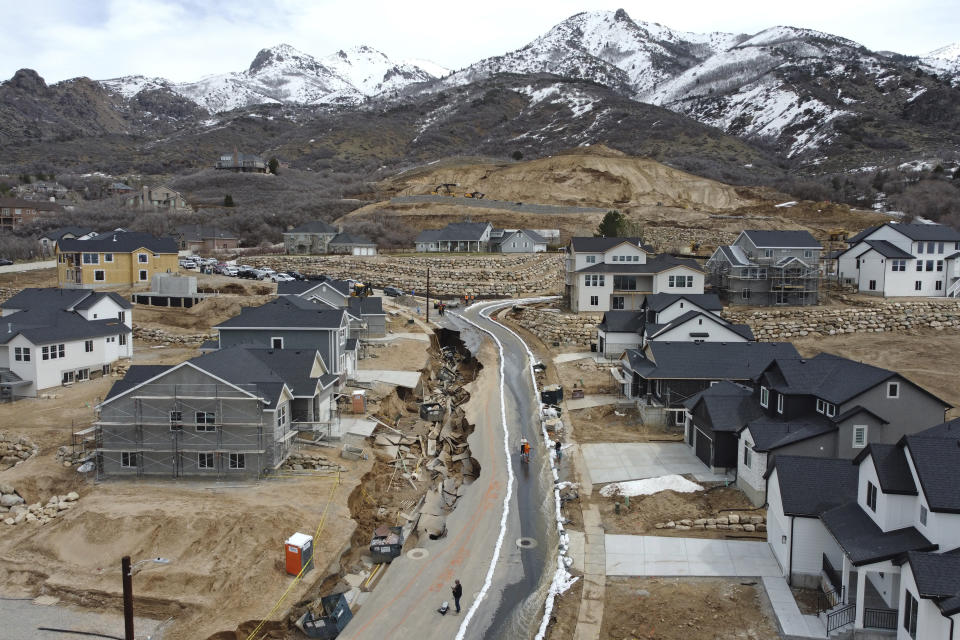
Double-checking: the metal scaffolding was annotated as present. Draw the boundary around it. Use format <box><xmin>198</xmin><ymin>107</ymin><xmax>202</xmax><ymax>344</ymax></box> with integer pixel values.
<box><xmin>709</xmin><ymin>260</ymin><xmax>820</xmax><ymax>306</ymax></box>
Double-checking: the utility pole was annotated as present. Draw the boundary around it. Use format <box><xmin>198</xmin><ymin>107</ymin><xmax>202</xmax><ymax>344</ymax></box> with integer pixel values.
<box><xmin>426</xmin><ymin>267</ymin><xmax>430</xmax><ymax>323</ymax></box>
<box><xmin>122</xmin><ymin>555</ymin><xmax>134</xmax><ymax>640</ymax></box>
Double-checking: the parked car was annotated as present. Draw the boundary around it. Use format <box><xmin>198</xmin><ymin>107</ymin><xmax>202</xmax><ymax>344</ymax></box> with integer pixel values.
<box><xmin>383</xmin><ymin>286</ymin><xmax>403</xmax><ymax>297</ymax></box>
<box><xmin>222</xmin><ymin>266</ymin><xmax>239</xmax><ymax>276</ymax></box>
<box><xmin>0</xmin><ymin>258</ymin><xmax>13</xmax><ymax>266</ymax></box>
<box><xmin>288</xmin><ymin>271</ymin><xmax>307</xmax><ymax>281</ymax></box>
<box><xmin>257</xmin><ymin>268</ymin><xmax>277</xmax><ymax>280</ymax></box>
<box><xmin>179</xmin><ymin>258</ymin><xmax>196</xmax><ymax>269</ymax></box>
<box><xmin>271</xmin><ymin>273</ymin><xmax>295</xmax><ymax>282</ymax></box>
<box><xmin>237</xmin><ymin>268</ymin><xmax>258</xmax><ymax>279</ymax></box>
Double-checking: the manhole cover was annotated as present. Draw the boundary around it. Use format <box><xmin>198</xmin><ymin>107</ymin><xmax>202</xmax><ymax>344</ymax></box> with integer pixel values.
<box><xmin>516</xmin><ymin>537</ymin><xmax>538</xmax><ymax>549</ymax></box>
<box><xmin>406</xmin><ymin>548</ymin><xmax>429</xmax><ymax>560</ymax></box>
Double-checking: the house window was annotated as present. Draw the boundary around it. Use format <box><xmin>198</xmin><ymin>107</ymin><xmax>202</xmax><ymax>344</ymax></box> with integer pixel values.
<box><xmin>589</xmin><ymin>295</ymin><xmax>599</xmax><ymax>306</ymax></box>
<box><xmin>104</xmin><ymin>253</ymin><xmax>113</xmax><ymax>263</ymax></box>
<box><xmin>271</xmin><ymin>337</ymin><xmax>284</xmax><ymax>349</ymax></box>
<box><xmin>76</xmin><ymin>368</ymin><xmax>88</xmax><ymax>381</ymax></box>
<box><xmin>853</xmin><ymin>425</ymin><xmax>868</xmax><ymax>448</ymax></box>
<box><xmin>764</xmin><ymin>249</ymin><xmax>772</xmax><ymax>258</ymax></box>
<box><xmin>612</xmin><ymin>297</ymin><xmax>625</xmax><ymax>310</ymax></box>
<box><xmin>62</xmin><ymin>370</ymin><xmax>74</xmax><ymax>384</ymax></box>
<box><xmin>936</xmin><ymin>260</ymin><xmax>943</xmax><ymax>272</ymax></box>
<box><xmin>826</xmin><ymin>403</ymin><xmax>836</xmax><ymax>418</ymax></box>
<box><xmin>119</xmin><ymin>333</ymin><xmax>127</xmax><ymax>346</ymax></box>
<box><xmin>936</xmin><ymin>281</ymin><xmax>943</xmax><ymax>291</ymax></box>
<box><xmin>927</xmin><ymin>242</ymin><xmax>936</xmax><ymax>254</ymax></box>
<box><xmin>868</xmin><ymin>279</ymin><xmax>876</xmax><ymax>291</ymax></box>
<box><xmin>891</xmin><ymin>259</ymin><xmax>905</xmax><ymax>271</ymax></box>
<box><xmin>170</xmin><ymin>411</ymin><xmax>183</xmax><ymax>427</ymax></box>
<box><xmin>804</xmin><ymin>250</ymin><xmax>812</xmax><ymax>258</ymax></box>
<box><xmin>120</xmin><ymin>452</ymin><xmax>138</xmax><ymax>468</ymax></box>
<box><xmin>277</xmin><ymin>404</ymin><xmax>288</xmax><ymax>427</ymax></box>
<box><xmin>919</xmin><ymin>505</ymin><xmax>927</xmax><ymax>526</ymax></box>
<box><xmin>915</xmin><ymin>281</ymin><xmax>922</xmax><ymax>291</ymax></box>
<box><xmin>776</xmin><ymin>393</ymin><xmax>784</xmax><ymax>414</ymax></box>
<box><xmin>887</xmin><ymin>382</ymin><xmax>899</xmax><ymax>398</ymax></box>
<box><xmin>139</xmin><ymin>270</ymin><xmax>148</xmax><ymax>281</ymax></box>
<box><xmin>741</xmin><ymin>289</ymin><xmax>751</xmax><ymax>300</ymax></box>
<box><xmin>926</xmin><ymin>260</ymin><xmax>934</xmax><ymax>271</ymax></box>
<box><xmin>82</xmin><ymin>253</ymin><xmax>99</xmax><ymax>264</ymax></box>
<box><xmin>138</xmin><ymin>253</ymin><xmax>149</xmax><ymax>263</ymax></box>
<box><xmin>94</xmin><ymin>270</ymin><xmax>105</xmax><ymax>282</ymax></box>
<box><xmin>85</xmin><ymin>340</ymin><xmax>93</xmax><ymax>352</ymax></box>
<box><xmin>229</xmin><ymin>453</ymin><xmax>245</xmax><ymax>470</ymax></box>
<box><xmin>42</xmin><ymin>346</ymin><xmax>49</xmax><ymax>360</ymax></box>
<box><xmin>614</xmin><ymin>276</ymin><xmax>637</xmax><ymax>290</ymax></box>
<box><xmin>14</xmin><ymin>347</ymin><xmax>30</xmax><ymax>362</ymax></box>
<box><xmin>940</xmin><ymin>242</ymin><xmax>946</xmax><ymax>254</ymax></box>
<box><xmin>118</xmin><ymin>311</ymin><xmax>125</xmax><ymax>323</ymax></box>
<box><xmin>760</xmin><ymin>386</ymin><xmax>769</xmax><ymax>408</ymax></box>
<box><xmin>916</xmin><ymin>260</ymin><xmax>923</xmax><ymax>271</ymax></box>
<box><xmin>586</xmin><ymin>255</ymin><xmax>596</xmax><ymax>264</ymax></box>
<box><xmin>195</xmin><ymin>412</ymin><xmax>216</xmax><ymax>431</ymax></box>
<box><xmin>743</xmin><ymin>445</ymin><xmax>752</xmax><ymax>469</ymax></box>
<box><xmin>866</xmin><ymin>481</ymin><xmax>877</xmax><ymax>511</ymax></box>
<box><xmin>198</xmin><ymin>452</ymin><xmax>214</xmax><ymax>470</ymax></box>
<box><xmin>903</xmin><ymin>590</ymin><xmax>918</xmax><ymax>639</ymax></box>
<box><xmin>816</xmin><ymin>398</ymin><xmax>825</xmax><ymax>414</ymax></box>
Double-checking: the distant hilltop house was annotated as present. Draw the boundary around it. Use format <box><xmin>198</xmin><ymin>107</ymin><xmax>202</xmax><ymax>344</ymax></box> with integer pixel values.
<box><xmin>490</xmin><ymin>228</ymin><xmax>549</xmax><ymax>253</ymax></box>
<box><xmin>56</xmin><ymin>231</ymin><xmax>179</xmax><ymax>288</ymax></box>
<box><xmin>15</xmin><ymin>181</ymin><xmax>71</xmax><ymax>202</ymax></box>
<box><xmin>39</xmin><ymin>227</ymin><xmax>97</xmax><ymax>257</ymax></box>
<box><xmin>0</xmin><ymin>288</ymin><xmax>133</xmax><ymax>399</ymax></box>
<box><xmin>705</xmin><ymin>230</ymin><xmax>823</xmax><ymax>306</ymax></box>
<box><xmin>175</xmin><ymin>225</ymin><xmax>239</xmax><ymax>254</ymax></box>
<box><xmin>283</xmin><ymin>221</ymin><xmax>338</xmax><ymax>255</ymax></box>
<box><xmin>0</xmin><ymin>197</ymin><xmax>64</xmax><ymax>232</ymax></box>
<box><xmin>216</xmin><ymin>151</ymin><xmax>267</xmax><ymax>173</ymax></box>
<box><xmin>106</xmin><ymin>182</ymin><xmax>134</xmax><ymax>197</ymax></box>
<box><xmin>124</xmin><ymin>185</ymin><xmax>190</xmax><ymax>212</ymax></box>
<box><xmin>565</xmin><ymin>237</ymin><xmax>705</xmax><ymax>313</ymax></box>
<box><xmin>328</xmin><ymin>232</ymin><xmax>377</xmax><ymax>256</ymax></box>
<box><xmin>414</xmin><ymin>222</ymin><xmax>553</xmax><ymax>253</ymax></box>
<box><xmin>836</xmin><ymin>222</ymin><xmax>960</xmax><ymax>298</ymax></box>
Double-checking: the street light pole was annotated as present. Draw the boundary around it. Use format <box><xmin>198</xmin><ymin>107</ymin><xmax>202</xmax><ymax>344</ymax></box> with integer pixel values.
<box><xmin>122</xmin><ymin>555</ymin><xmax>134</xmax><ymax>640</ymax></box>
<box><xmin>426</xmin><ymin>267</ymin><xmax>430</xmax><ymax>323</ymax></box>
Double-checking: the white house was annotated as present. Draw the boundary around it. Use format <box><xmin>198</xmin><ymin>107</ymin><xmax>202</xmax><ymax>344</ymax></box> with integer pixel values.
<box><xmin>764</xmin><ymin>419</ymin><xmax>960</xmax><ymax>637</ymax></box>
<box><xmin>565</xmin><ymin>237</ymin><xmax>705</xmax><ymax>313</ymax></box>
<box><xmin>0</xmin><ymin>289</ymin><xmax>133</xmax><ymax>398</ymax></box>
<box><xmin>837</xmin><ymin>222</ymin><xmax>960</xmax><ymax>297</ymax></box>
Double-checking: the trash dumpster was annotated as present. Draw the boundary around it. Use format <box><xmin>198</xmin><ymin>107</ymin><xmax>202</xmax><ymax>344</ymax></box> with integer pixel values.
<box><xmin>299</xmin><ymin>593</ymin><xmax>353</xmax><ymax>639</ymax></box>
<box><xmin>369</xmin><ymin>525</ymin><xmax>404</xmax><ymax>563</ymax></box>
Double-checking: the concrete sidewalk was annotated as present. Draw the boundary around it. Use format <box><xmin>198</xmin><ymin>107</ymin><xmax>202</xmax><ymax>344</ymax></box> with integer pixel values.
<box><xmin>566</xmin><ymin>394</ymin><xmax>622</xmax><ymax>410</ymax></box>
<box><xmin>581</xmin><ymin>442</ymin><xmax>733</xmax><ymax>484</ymax></box>
<box><xmin>573</xmin><ymin>505</ymin><xmax>606</xmax><ymax>640</ymax></box>
<box><xmin>605</xmin><ymin>534</ymin><xmax>782</xmax><ymax>577</ymax></box>
<box><xmin>762</xmin><ymin>576</ymin><xmax>827</xmax><ymax>639</ymax></box>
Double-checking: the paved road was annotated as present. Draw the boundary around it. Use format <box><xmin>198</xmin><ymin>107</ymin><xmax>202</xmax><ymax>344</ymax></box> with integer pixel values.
<box><xmin>0</xmin><ymin>260</ymin><xmax>55</xmax><ymax>274</ymax></box>
<box><xmin>340</xmin><ymin>300</ymin><xmax>555</xmax><ymax>640</ymax></box>
<box><xmin>390</xmin><ymin>195</ymin><xmax>605</xmax><ymax>215</ymax></box>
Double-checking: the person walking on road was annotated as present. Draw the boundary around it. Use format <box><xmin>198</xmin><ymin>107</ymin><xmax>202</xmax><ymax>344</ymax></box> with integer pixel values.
<box><xmin>554</xmin><ymin>439</ymin><xmax>562</xmax><ymax>462</ymax></box>
<box><xmin>452</xmin><ymin>579</ymin><xmax>463</xmax><ymax>613</ymax></box>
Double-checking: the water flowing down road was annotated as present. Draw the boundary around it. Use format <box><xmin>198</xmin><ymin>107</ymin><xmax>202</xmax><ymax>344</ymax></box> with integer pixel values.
<box><xmin>341</xmin><ymin>298</ymin><xmax>563</xmax><ymax>640</ymax></box>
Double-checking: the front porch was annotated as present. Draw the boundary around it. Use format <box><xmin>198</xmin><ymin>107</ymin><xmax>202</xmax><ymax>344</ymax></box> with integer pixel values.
<box><xmin>819</xmin><ymin>552</ymin><xmax>899</xmax><ymax>636</ymax></box>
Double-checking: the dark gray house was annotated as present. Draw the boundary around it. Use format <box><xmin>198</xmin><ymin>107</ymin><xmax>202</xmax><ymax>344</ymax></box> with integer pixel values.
<box><xmin>283</xmin><ymin>221</ymin><xmax>338</xmax><ymax>255</ymax></box>
<box><xmin>706</xmin><ymin>230</ymin><xmax>823</xmax><ymax>306</ymax></box>
<box><xmin>683</xmin><ymin>381</ymin><xmax>764</xmax><ymax>471</ymax></box>
<box><xmin>96</xmin><ymin>345</ymin><xmax>337</xmax><ymax>479</ymax></box>
<box><xmin>277</xmin><ymin>279</ymin><xmax>386</xmax><ymax>338</ymax></box>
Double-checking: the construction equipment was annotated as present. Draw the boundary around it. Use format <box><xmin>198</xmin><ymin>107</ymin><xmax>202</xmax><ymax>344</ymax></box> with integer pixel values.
<box><xmin>464</xmin><ymin>191</ymin><xmax>485</xmax><ymax>199</ymax></box>
<box><xmin>828</xmin><ymin>228</ymin><xmax>848</xmax><ymax>242</ymax></box>
<box><xmin>351</xmin><ymin>282</ymin><xmax>373</xmax><ymax>297</ymax></box>
<box><xmin>432</xmin><ymin>183</ymin><xmax>457</xmax><ymax>196</ymax></box>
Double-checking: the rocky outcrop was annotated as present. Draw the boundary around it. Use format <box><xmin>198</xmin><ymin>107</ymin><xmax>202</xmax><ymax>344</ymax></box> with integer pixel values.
<box><xmin>0</xmin><ymin>433</ymin><xmax>38</xmax><ymax>470</ymax></box>
<box><xmin>2</xmin><ymin>487</ymin><xmax>79</xmax><ymax>527</ymax></box>
<box><xmin>723</xmin><ymin>296</ymin><xmax>960</xmax><ymax>341</ymax></box>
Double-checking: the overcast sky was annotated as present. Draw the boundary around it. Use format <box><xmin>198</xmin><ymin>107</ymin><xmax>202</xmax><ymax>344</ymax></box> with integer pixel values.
<box><xmin>2</xmin><ymin>0</ymin><xmax>957</xmax><ymax>83</ymax></box>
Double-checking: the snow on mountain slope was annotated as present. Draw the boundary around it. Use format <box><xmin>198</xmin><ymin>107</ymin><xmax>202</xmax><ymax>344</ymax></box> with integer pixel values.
<box><xmin>100</xmin><ymin>75</ymin><xmax>173</xmax><ymax>98</ymax></box>
<box><xmin>320</xmin><ymin>45</ymin><xmax>437</xmax><ymax>95</ymax></box>
<box><xmin>923</xmin><ymin>42</ymin><xmax>960</xmax><ymax>74</ymax></box>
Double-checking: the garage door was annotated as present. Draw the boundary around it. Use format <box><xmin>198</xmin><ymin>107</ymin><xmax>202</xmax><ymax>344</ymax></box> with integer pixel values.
<box><xmin>694</xmin><ymin>429</ymin><xmax>712</xmax><ymax>467</ymax></box>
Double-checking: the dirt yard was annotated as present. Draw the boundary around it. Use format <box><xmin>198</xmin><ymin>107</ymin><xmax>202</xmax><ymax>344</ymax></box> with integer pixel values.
<box><xmin>602</xmin><ymin>577</ymin><xmax>779</xmax><ymax>640</ymax></box>
<box><xmin>568</xmin><ymin>405</ymin><xmax>681</xmax><ymax>444</ymax></box>
<box><xmin>554</xmin><ymin>359</ymin><xmax>619</xmax><ymax>396</ymax></box>
<box><xmin>791</xmin><ymin>328</ymin><xmax>960</xmax><ymax>417</ymax></box>
<box><xmin>360</xmin><ymin>338</ymin><xmax>430</xmax><ymax>371</ymax></box>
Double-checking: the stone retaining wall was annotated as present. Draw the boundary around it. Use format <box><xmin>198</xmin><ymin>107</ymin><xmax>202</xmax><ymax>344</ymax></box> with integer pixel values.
<box><xmin>246</xmin><ymin>254</ymin><xmax>564</xmax><ymax>298</ymax></box>
<box><xmin>511</xmin><ymin>307</ymin><xmax>600</xmax><ymax>347</ymax></box>
<box><xmin>133</xmin><ymin>326</ymin><xmax>212</xmax><ymax>345</ymax></box>
<box><xmin>723</xmin><ymin>296</ymin><xmax>960</xmax><ymax>341</ymax></box>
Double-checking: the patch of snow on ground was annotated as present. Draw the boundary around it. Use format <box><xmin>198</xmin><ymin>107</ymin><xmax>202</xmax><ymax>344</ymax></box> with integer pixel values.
<box><xmin>775</xmin><ymin>201</ymin><xmax>798</xmax><ymax>208</ymax></box>
<box><xmin>599</xmin><ymin>474</ymin><xmax>703</xmax><ymax>498</ymax></box>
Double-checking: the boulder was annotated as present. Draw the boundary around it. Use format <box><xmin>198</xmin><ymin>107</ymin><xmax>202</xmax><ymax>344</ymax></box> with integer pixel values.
<box><xmin>728</xmin><ymin>514</ymin><xmax>740</xmax><ymax>524</ymax></box>
<box><xmin>0</xmin><ymin>494</ymin><xmax>23</xmax><ymax>507</ymax></box>
<box><xmin>743</xmin><ymin>524</ymin><xmax>755</xmax><ymax>532</ymax></box>
<box><xmin>0</xmin><ymin>482</ymin><xmax>14</xmax><ymax>495</ymax></box>
<box><xmin>65</xmin><ymin>492</ymin><xmax>79</xmax><ymax>502</ymax></box>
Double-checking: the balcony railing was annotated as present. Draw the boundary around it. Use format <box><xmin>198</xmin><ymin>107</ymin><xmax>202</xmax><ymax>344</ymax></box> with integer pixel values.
<box><xmin>863</xmin><ymin>607</ymin><xmax>898</xmax><ymax>630</ymax></box>
<box><xmin>826</xmin><ymin>604</ymin><xmax>855</xmax><ymax>633</ymax></box>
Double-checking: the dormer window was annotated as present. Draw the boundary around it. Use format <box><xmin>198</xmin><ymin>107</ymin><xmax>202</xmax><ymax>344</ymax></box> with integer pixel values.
<box><xmin>760</xmin><ymin>386</ymin><xmax>769</xmax><ymax>408</ymax></box>
<box><xmin>866</xmin><ymin>481</ymin><xmax>877</xmax><ymax>511</ymax></box>
<box><xmin>887</xmin><ymin>382</ymin><xmax>899</xmax><ymax>398</ymax></box>
<box><xmin>776</xmin><ymin>393</ymin><xmax>784</xmax><ymax>414</ymax></box>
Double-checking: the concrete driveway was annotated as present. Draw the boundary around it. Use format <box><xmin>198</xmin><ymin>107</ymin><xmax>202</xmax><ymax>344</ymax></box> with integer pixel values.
<box><xmin>605</xmin><ymin>535</ymin><xmax>782</xmax><ymax>577</ymax></box>
<box><xmin>580</xmin><ymin>442</ymin><xmax>732</xmax><ymax>484</ymax></box>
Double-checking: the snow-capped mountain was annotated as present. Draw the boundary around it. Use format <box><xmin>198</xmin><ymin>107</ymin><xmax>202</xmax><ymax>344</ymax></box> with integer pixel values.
<box><xmin>923</xmin><ymin>42</ymin><xmax>960</xmax><ymax>73</ymax></box>
<box><xmin>101</xmin><ymin>44</ymin><xmax>447</xmax><ymax>112</ymax></box>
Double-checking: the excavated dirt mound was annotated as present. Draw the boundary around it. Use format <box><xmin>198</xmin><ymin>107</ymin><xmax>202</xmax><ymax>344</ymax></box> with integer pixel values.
<box><xmin>132</xmin><ymin>294</ymin><xmax>275</xmax><ymax>333</ymax></box>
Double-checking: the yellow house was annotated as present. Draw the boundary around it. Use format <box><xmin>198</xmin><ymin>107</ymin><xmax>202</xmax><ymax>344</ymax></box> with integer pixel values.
<box><xmin>56</xmin><ymin>231</ymin><xmax>179</xmax><ymax>288</ymax></box>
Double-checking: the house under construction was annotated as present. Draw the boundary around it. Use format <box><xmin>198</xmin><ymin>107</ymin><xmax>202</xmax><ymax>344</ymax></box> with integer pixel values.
<box><xmin>705</xmin><ymin>230</ymin><xmax>823</xmax><ymax>306</ymax></box>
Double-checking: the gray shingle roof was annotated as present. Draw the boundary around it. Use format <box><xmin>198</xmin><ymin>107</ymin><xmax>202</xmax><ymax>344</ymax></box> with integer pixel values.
<box><xmin>40</xmin><ymin>226</ymin><xmax>94</xmax><ymax>241</ymax></box>
<box><xmin>285</xmin><ymin>220</ymin><xmax>337</xmax><ymax>234</ymax></box>
<box><xmin>821</xmin><ymin>503</ymin><xmax>935</xmax><ymax>566</ymax></box>
<box><xmin>347</xmin><ymin>296</ymin><xmax>384</xmax><ymax>316</ymax></box>
<box><xmin>742</xmin><ymin>230</ymin><xmax>822</xmax><ymax>249</ymax></box>
<box><xmin>1</xmin><ymin>310</ymin><xmax>128</xmax><ymax>345</ymax></box>
<box><xmin>415</xmin><ymin>222</ymin><xmax>491</xmax><ymax>243</ymax></box>
<box><xmin>646</xmin><ymin>310</ymin><xmax>754</xmax><ymax>341</ymax></box>
<box><xmin>643</xmin><ymin>293</ymin><xmax>722</xmax><ymax>313</ymax></box>
<box><xmin>598</xmin><ymin>311</ymin><xmax>644</xmax><ymax>333</ymax></box>
<box><xmin>577</xmin><ymin>254</ymin><xmax>703</xmax><ymax>274</ymax></box>
<box><xmin>215</xmin><ymin>298</ymin><xmax>345</xmax><ymax>330</ymax></box>
<box><xmin>245</xmin><ymin>348</ymin><xmax>323</xmax><ymax>397</ymax></box>
<box><xmin>103</xmin><ymin>365</ymin><xmax>171</xmax><ymax>401</ymax></box>
<box><xmin>743</xmin><ymin>416</ymin><xmax>836</xmax><ymax>452</ymax></box>
<box><xmin>276</xmin><ymin>280</ymin><xmax>322</xmax><ymax>296</ymax></box>
<box><xmin>716</xmin><ymin>245</ymin><xmax>751</xmax><ymax>266</ymax></box>
<box><xmin>684</xmin><ymin>381</ymin><xmax>763</xmax><ymax>432</ymax></box>
<box><xmin>764</xmin><ymin>353</ymin><xmax>898</xmax><ymax>405</ymax></box>
<box><xmin>1</xmin><ymin>288</ymin><xmax>91</xmax><ymax>311</ymax></box>
<box><xmin>769</xmin><ymin>455</ymin><xmax>858</xmax><ymax>517</ymax></box>
<box><xmin>569</xmin><ymin>237</ymin><xmax>651</xmax><ymax>253</ymax></box>
<box><xmin>904</xmin><ymin>419</ymin><xmax>960</xmax><ymax>513</ymax></box>
<box><xmin>58</xmin><ymin>231</ymin><xmax>178</xmax><ymax>254</ymax></box>
<box><xmin>859</xmin><ymin>444</ymin><xmax>917</xmax><ymax>494</ymax></box>
<box><xmin>883</xmin><ymin>222</ymin><xmax>960</xmax><ymax>242</ymax></box>
<box><xmin>329</xmin><ymin>232</ymin><xmax>375</xmax><ymax>246</ymax></box>
<box><xmin>636</xmin><ymin>341</ymin><xmax>799</xmax><ymax>380</ymax></box>
<box><xmin>863</xmin><ymin>239</ymin><xmax>915</xmax><ymax>259</ymax></box>
<box><xmin>846</xmin><ymin>225</ymin><xmax>882</xmax><ymax>244</ymax></box>
<box><xmin>906</xmin><ymin>552</ymin><xmax>960</xmax><ymax>615</ymax></box>
<box><xmin>73</xmin><ymin>291</ymin><xmax>132</xmax><ymax>311</ymax></box>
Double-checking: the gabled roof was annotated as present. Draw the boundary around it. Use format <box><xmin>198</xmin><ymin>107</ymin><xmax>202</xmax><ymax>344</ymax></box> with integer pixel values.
<box><xmin>763</xmin><ymin>353</ymin><xmax>899</xmax><ymax>406</ymax></box>
<box><xmin>285</xmin><ymin>220</ymin><xmax>337</xmax><ymax>235</ymax></box>
<box><xmin>501</xmin><ymin>229</ymin><xmax>547</xmax><ymax>244</ymax></box>
<box><xmin>903</xmin><ymin>419</ymin><xmax>960</xmax><ymax>513</ymax></box>
<box><xmin>906</xmin><ymin>552</ymin><xmax>960</xmax><ymax>615</ymax></box>
<box><xmin>881</xmin><ymin>222</ymin><xmax>960</xmax><ymax>242</ymax></box>
<box><xmin>862</xmin><ymin>239</ymin><xmax>915</xmax><ymax>259</ymax></box>
<box><xmin>715</xmin><ymin>245</ymin><xmax>751</xmax><ymax>266</ymax></box>
<box><xmin>40</xmin><ymin>226</ymin><xmax>94</xmax><ymax>241</ymax></box>
<box><xmin>73</xmin><ymin>291</ymin><xmax>132</xmax><ymax>311</ymax></box>
<box><xmin>0</xmin><ymin>196</ymin><xmax>63</xmax><ymax>212</ymax></box>
<box><xmin>846</xmin><ymin>225</ymin><xmax>882</xmax><ymax>244</ymax></box>
<box><xmin>768</xmin><ymin>455</ymin><xmax>858</xmax><ymax>517</ymax></box>
<box><xmin>1</xmin><ymin>288</ymin><xmax>91</xmax><ymax>311</ymax></box>
<box><xmin>103</xmin><ymin>365</ymin><xmax>172</xmax><ymax>401</ymax></box>
<box><xmin>276</xmin><ymin>280</ymin><xmax>323</xmax><ymax>296</ymax></box>
<box><xmin>646</xmin><ymin>310</ymin><xmax>754</xmax><ymax>341</ymax></box>
<box><xmin>632</xmin><ymin>341</ymin><xmax>798</xmax><ymax>381</ymax></box>
<box><xmin>58</xmin><ymin>231</ymin><xmax>178</xmax><ymax>254</ymax></box>
<box><xmin>598</xmin><ymin>311</ymin><xmax>644</xmax><ymax>334</ymax></box>
<box><xmin>215</xmin><ymin>298</ymin><xmax>345</xmax><ymax>330</ymax></box>
<box><xmin>684</xmin><ymin>381</ymin><xmax>763</xmax><ymax>432</ymax></box>
<box><xmin>577</xmin><ymin>254</ymin><xmax>703</xmax><ymax>274</ymax></box>
<box><xmin>740</xmin><ymin>230</ymin><xmax>822</xmax><ymax>249</ymax></box>
<box><xmin>742</xmin><ymin>415</ymin><xmax>836</xmax><ymax>452</ymax></box>
<box><xmin>329</xmin><ymin>232</ymin><xmax>375</xmax><ymax>246</ymax></box>
<box><xmin>643</xmin><ymin>293</ymin><xmax>723</xmax><ymax>313</ymax></box>
<box><xmin>244</xmin><ymin>348</ymin><xmax>325</xmax><ymax>397</ymax></box>
<box><xmin>1</xmin><ymin>310</ymin><xmax>128</xmax><ymax>345</ymax></box>
<box><xmin>855</xmin><ymin>444</ymin><xmax>917</xmax><ymax>495</ymax></box>
<box><xmin>821</xmin><ymin>502</ymin><xmax>935</xmax><ymax>566</ymax></box>
<box><xmin>347</xmin><ymin>296</ymin><xmax>384</xmax><ymax>317</ymax></box>
<box><xmin>415</xmin><ymin>222</ymin><xmax>491</xmax><ymax>243</ymax></box>
<box><xmin>569</xmin><ymin>237</ymin><xmax>651</xmax><ymax>253</ymax></box>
